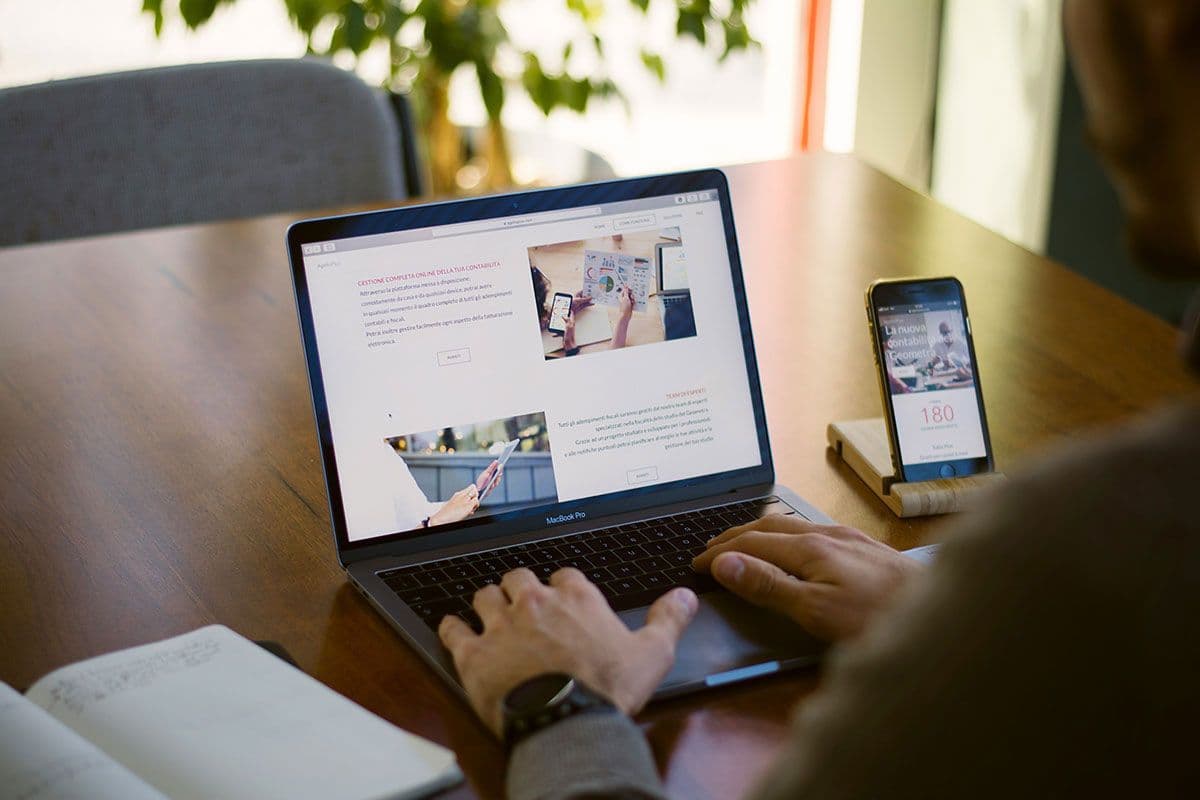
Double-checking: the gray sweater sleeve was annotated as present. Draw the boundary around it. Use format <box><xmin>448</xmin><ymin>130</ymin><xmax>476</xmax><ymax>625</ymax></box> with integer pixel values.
<box><xmin>506</xmin><ymin>709</ymin><xmax>668</xmax><ymax>800</ymax></box>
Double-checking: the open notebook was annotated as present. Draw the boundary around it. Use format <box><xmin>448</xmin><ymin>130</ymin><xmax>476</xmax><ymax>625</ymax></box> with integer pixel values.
<box><xmin>0</xmin><ymin>626</ymin><xmax>461</xmax><ymax>800</ymax></box>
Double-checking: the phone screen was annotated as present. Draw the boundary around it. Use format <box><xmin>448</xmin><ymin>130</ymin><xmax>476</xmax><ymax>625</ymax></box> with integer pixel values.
<box><xmin>871</xmin><ymin>280</ymin><xmax>991</xmax><ymax>481</ymax></box>
<box><xmin>548</xmin><ymin>292</ymin><xmax>572</xmax><ymax>333</ymax></box>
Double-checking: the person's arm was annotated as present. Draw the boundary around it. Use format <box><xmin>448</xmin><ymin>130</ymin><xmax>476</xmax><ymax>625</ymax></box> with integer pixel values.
<box><xmin>706</xmin><ymin>410</ymin><xmax>1198</xmax><ymax>799</ymax></box>
<box><xmin>611</xmin><ymin>286</ymin><xmax>635</xmax><ymax>350</ymax></box>
<box><xmin>508</xmin><ymin>714</ymin><xmax>667</xmax><ymax>800</ymax></box>
<box><xmin>437</xmin><ymin>570</ymin><xmax>695</xmax><ymax>800</ymax></box>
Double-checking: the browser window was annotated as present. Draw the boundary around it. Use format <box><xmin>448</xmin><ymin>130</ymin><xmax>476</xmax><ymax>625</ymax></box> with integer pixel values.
<box><xmin>302</xmin><ymin>192</ymin><xmax>763</xmax><ymax>542</ymax></box>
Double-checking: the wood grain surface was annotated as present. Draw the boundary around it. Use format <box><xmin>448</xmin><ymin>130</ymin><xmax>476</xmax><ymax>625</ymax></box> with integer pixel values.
<box><xmin>1</xmin><ymin>153</ymin><xmax>1193</xmax><ymax>799</ymax></box>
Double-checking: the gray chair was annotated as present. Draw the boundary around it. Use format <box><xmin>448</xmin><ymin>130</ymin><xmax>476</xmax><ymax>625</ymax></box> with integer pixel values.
<box><xmin>0</xmin><ymin>59</ymin><xmax>420</xmax><ymax>247</ymax></box>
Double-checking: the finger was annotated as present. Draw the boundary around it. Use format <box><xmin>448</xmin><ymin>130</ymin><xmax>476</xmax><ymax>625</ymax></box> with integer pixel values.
<box><xmin>693</xmin><ymin>530</ymin><xmax>826</xmax><ymax>576</ymax></box>
<box><xmin>638</xmin><ymin>588</ymin><xmax>698</xmax><ymax>652</ymax></box>
<box><xmin>500</xmin><ymin>568</ymin><xmax>542</xmax><ymax>601</ymax></box>
<box><xmin>472</xmin><ymin>583</ymin><xmax>508</xmax><ymax>627</ymax></box>
<box><xmin>548</xmin><ymin>566</ymin><xmax>590</xmax><ymax>591</ymax></box>
<box><xmin>438</xmin><ymin>614</ymin><xmax>476</xmax><ymax>659</ymax></box>
<box><xmin>704</xmin><ymin>513</ymin><xmax>828</xmax><ymax>549</ymax></box>
<box><xmin>709</xmin><ymin>551</ymin><xmax>819</xmax><ymax>624</ymax></box>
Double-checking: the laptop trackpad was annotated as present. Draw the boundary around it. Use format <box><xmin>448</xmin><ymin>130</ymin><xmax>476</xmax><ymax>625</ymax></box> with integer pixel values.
<box><xmin>620</xmin><ymin>590</ymin><xmax>826</xmax><ymax>696</ymax></box>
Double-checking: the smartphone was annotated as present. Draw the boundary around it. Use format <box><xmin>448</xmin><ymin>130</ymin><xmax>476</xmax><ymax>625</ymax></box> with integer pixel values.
<box><xmin>866</xmin><ymin>277</ymin><xmax>994</xmax><ymax>482</ymax></box>
<box><xmin>547</xmin><ymin>291</ymin><xmax>573</xmax><ymax>335</ymax></box>
<box><xmin>478</xmin><ymin>439</ymin><xmax>520</xmax><ymax>499</ymax></box>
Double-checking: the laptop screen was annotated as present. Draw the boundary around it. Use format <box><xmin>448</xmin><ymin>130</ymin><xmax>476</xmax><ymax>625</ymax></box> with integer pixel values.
<box><xmin>297</xmin><ymin>181</ymin><xmax>767</xmax><ymax>546</ymax></box>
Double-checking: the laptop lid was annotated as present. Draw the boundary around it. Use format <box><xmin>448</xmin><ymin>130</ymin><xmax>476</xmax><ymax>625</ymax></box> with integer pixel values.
<box><xmin>287</xmin><ymin>169</ymin><xmax>775</xmax><ymax>567</ymax></box>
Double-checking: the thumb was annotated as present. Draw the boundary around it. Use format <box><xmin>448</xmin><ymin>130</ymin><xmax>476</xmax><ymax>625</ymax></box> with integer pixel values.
<box><xmin>711</xmin><ymin>551</ymin><xmax>812</xmax><ymax>622</ymax></box>
<box><xmin>640</xmin><ymin>588</ymin><xmax>699</xmax><ymax>653</ymax></box>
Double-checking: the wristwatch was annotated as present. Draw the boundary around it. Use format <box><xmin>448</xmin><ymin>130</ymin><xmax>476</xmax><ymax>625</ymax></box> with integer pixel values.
<box><xmin>501</xmin><ymin>673</ymin><xmax>615</xmax><ymax>748</ymax></box>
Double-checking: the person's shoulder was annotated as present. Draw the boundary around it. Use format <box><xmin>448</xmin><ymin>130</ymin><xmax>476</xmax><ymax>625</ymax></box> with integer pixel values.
<box><xmin>1012</xmin><ymin>401</ymin><xmax>1200</xmax><ymax>503</ymax></box>
<box><xmin>949</xmin><ymin>402</ymin><xmax>1200</xmax><ymax>567</ymax></box>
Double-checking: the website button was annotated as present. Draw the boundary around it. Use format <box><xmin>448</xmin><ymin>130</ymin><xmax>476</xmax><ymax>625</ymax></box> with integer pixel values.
<box><xmin>627</xmin><ymin>466</ymin><xmax>659</xmax><ymax>485</ymax></box>
<box><xmin>437</xmin><ymin>348</ymin><xmax>472</xmax><ymax>367</ymax></box>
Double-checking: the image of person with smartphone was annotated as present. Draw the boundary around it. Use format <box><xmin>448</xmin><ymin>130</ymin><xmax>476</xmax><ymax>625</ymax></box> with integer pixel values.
<box><xmin>380</xmin><ymin>442</ymin><xmax>504</xmax><ymax>531</ymax></box>
<box><xmin>530</xmin><ymin>265</ymin><xmax>635</xmax><ymax>357</ymax></box>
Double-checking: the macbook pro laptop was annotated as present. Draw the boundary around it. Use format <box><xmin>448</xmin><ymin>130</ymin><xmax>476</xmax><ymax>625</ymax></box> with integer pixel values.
<box><xmin>286</xmin><ymin>169</ymin><xmax>831</xmax><ymax>702</ymax></box>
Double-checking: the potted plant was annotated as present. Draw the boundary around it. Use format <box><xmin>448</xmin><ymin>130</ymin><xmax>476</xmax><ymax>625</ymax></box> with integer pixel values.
<box><xmin>141</xmin><ymin>0</ymin><xmax>758</xmax><ymax>194</ymax></box>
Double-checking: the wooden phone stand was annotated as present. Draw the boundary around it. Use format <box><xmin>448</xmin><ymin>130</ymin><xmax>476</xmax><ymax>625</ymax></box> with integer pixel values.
<box><xmin>827</xmin><ymin>418</ymin><xmax>1005</xmax><ymax>518</ymax></box>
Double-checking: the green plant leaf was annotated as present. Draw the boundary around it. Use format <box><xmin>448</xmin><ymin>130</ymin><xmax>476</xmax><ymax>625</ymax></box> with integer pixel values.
<box><xmin>676</xmin><ymin>9</ymin><xmax>706</xmax><ymax>44</ymax></box>
<box><xmin>565</xmin><ymin>0</ymin><xmax>604</xmax><ymax>25</ymax></box>
<box><xmin>284</xmin><ymin>0</ymin><xmax>332</xmax><ymax>35</ymax></box>
<box><xmin>476</xmin><ymin>60</ymin><xmax>505</xmax><ymax>119</ymax></box>
<box><xmin>639</xmin><ymin>49</ymin><xmax>665</xmax><ymax>82</ymax></box>
<box><xmin>141</xmin><ymin>0</ymin><xmax>164</xmax><ymax>35</ymax></box>
<box><xmin>179</xmin><ymin>0</ymin><xmax>220</xmax><ymax>28</ymax></box>
<box><xmin>630</xmin><ymin>0</ymin><xmax>649</xmax><ymax>12</ymax></box>
<box><xmin>341</xmin><ymin>0</ymin><xmax>372</xmax><ymax>54</ymax></box>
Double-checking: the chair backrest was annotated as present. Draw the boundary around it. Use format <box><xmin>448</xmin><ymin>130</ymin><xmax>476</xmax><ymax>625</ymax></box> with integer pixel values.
<box><xmin>0</xmin><ymin>59</ymin><xmax>414</xmax><ymax>247</ymax></box>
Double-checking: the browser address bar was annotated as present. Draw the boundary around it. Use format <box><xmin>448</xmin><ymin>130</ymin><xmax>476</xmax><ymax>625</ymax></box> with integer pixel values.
<box><xmin>431</xmin><ymin>206</ymin><xmax>603</xmax><ymax>237</ymax></box>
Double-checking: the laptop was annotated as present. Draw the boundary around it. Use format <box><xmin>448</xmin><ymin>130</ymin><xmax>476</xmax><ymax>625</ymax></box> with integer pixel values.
<box><xmin>286</xmin><ymin>169</ymin><xmax>831</xmax><ymax>702</ymax></box>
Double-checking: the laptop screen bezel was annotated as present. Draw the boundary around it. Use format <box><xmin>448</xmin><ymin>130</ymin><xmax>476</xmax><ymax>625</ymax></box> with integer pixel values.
<box><xmin>286</xmin><ymin>169</ymin><xmax>776</xmax><ymax>566</ymax></box>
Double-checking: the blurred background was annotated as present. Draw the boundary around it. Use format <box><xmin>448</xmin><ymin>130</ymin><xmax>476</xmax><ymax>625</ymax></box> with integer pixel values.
<box><xmin>2</xmin><ymin>0</ymin><xmax>1192</xmax><ymax>320</ymax></box>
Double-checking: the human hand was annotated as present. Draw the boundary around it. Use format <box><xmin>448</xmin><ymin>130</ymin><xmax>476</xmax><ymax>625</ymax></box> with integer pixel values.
<box><xmin>563</xmin><ymin>314</ymin><xmax>576</xmax><ymax>351</ymax></box>
<box><xmin>571</xmin><ymin>292</ymin><xmax>593</xmax><ymax>313</ymax></box>
<box><xmin>428</xmin><ymin>484</ymin><xmax>480</xmax><ymax>526</ymax></box>
<box><xmin>475</xmin><ymin>459</ymin><xmax>502</xmax><ymax>497</ymax></box>
<box><xmin>618</xmin><ymin>285</ymin><xmax>635</xmax><ymax>319</ymax></box>
<box><xmin>692</xmin><ymin>516</ymin><xmax>923</xmax><ymax>641</ymax></box>
<box><xmin>438</xmin><ymin>568</ymin><xmax>698</xmax><ymax>737</ymax></box>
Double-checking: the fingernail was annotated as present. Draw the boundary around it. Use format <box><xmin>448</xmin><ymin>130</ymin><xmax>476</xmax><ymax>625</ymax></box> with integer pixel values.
<box><xmin>674</xmin><ymin>588</ymin><xmax>698</xmax><ymax>614</ymax></box>
<box><xmin>713</xmin><ymin>553</ymin><xmax>744</xmax><ymax>582</ymax></box>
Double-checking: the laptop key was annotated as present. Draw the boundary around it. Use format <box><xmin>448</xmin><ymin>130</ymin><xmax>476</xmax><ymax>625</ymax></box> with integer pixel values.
<box><xmin>446</xmin><ymin>580</ymin><xmax>472</xmax><ymax>597</ymax></box>
<box><xmin>456</xmin><ymin>608</ymin><xmax>483</xmax><ymax>634</ymax></box>
<box><xmin>410</xmin><ymin>598</ymin><xmax>459</xmax><ymax>623</ymax></box>
<box><xmin>476</xmin><ymin>558</ymin><xmax>504</xmax><ymax>574</ymax></box>
<box><xmin>635</xmin><ymin>556</ymin><xmax>669</xmax><ymax>573</ymax></box>
<box><xmin>640</xmin><ymin>571</ymin><xmax>672</xmax><ymax>590</ymax></box>
<box><xmin>665</xmin><ymin>567</ymin><xmax>721</xmax><ymax>594</ymax></box>
<box><xmin>398</xmin><ymin>585</ymin><xmax>449</xmax><ymax>604</ymax></box>
<box><xmin>443</xmin><ymin>564</ymin><xmax>476</xmax><ymax>580</ymax></box>
<box><xmin>604</xmin><ymin>577</ymin><xmax>645</xmax><ymax>597</ymax></box>
<box><xmin>611</xmin><ymin>563</ymin><xmax>636</xmax><ymax>578</ymax></box>
<box><xmin>588</xmin><ymin>551</ymin><xmax>615</xmax><ymax>567</ymax></box>
<box><xmin>417</xmin><ymin>567</ymin><xmax>452</xmax><ymax>586</ymax></box>
<box><xmin>614</xmin><ymin>531</ymin><xmax>648</xmax><ymax>546</ymax></box>
<box><xmin>586</xmin><ymin>567</ymin><xmax>612</xmax><ymax>583</ymax></box>
<box><xmin>382</xmin><ymin>573</ymin><xmax>419</xmax><ymax>592</ymax></box>
<box><xmin>665</xmin><ymin>551</ymin><xmax>693</xmax><ymax>566</ymax></box>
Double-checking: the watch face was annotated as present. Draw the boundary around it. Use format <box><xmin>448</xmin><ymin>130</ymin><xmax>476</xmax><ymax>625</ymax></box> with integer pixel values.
<box><xmin>504</xmin><ymin>673</ymin><xmax>575</xmax><ymax>715</ymax></box>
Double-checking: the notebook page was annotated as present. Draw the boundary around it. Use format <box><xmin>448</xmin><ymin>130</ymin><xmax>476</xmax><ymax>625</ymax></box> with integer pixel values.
<box><xmin>0</xmin><ymin>682</ymin><xmax>165</xmax><ymax>800</ymax></box>
<box><xmin>25</xmin><ymin>626</ymin><xmax>461</xmax><ymax>800</ymax></box>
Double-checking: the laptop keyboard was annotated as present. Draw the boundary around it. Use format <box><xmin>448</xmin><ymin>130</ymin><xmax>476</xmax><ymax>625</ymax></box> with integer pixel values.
<box><xmin>376</xmin><ymin>496</ymin><xmax>800</xmax><ymax>633</ymax></box>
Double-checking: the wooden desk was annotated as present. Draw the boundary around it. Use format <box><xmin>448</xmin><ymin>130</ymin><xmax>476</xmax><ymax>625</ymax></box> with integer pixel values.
<box><xmin>0</xmin><ymin>154</ymin><xmax>1193</xmax><ymax>798</ymax></box>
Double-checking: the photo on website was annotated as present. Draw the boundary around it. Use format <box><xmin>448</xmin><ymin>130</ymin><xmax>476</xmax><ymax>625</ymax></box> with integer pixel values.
<box><xmin>528</xmin><ymin>227</ymin><xmax>698</xmax><ymax>361</ymax></box>
<box><xmin>382</xmin><ymin>412</ymin><xmax>557</xmax><ymax>531</ymax></box>
<box><xmin>879</xmin><ymin>309</ymin><xmax>975</xmax><ymax>395</ymax></box>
